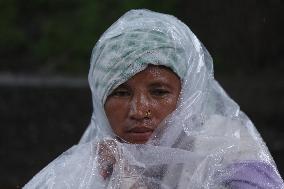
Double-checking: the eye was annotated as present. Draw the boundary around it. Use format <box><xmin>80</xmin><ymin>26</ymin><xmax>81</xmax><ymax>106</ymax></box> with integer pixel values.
<box><xmin>110</xmin><ymin>89</ymin><xmax>131</xmax><ymax>97</ymax></box>
<box><xmin>150</xmin><ymin>88</ymin><xmax>170</xmax><ymax>96</ymax></box>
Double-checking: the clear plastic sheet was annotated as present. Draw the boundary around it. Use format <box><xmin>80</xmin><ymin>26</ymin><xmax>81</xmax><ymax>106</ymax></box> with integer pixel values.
<box><xmin>24</xmin><ymin>9</ymin><xmax>284</xmax><ymax>189</ymax></box>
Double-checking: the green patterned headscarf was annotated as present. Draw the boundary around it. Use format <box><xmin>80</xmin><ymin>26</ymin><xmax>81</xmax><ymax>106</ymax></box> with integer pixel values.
<box><xmin>89</xmin><ymin>11</ymin><xmax>188</xmax><ymax>105</ymax></box>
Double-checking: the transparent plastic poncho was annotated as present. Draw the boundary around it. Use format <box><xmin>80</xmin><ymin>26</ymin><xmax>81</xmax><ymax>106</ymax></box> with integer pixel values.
<box><xmin>24</xmin><ymin>9</ymin><xmax>284</xmax><ymax>189</ymax></box>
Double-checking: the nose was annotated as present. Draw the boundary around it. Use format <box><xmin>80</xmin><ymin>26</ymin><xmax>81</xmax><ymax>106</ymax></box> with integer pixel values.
<box><xmin>129</xmin><ymin>92</ymin><xmax>150</xmax><ymax>120</ymax></box>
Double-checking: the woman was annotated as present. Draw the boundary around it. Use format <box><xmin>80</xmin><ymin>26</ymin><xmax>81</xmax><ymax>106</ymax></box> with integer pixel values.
<box><xmin>24</xmin><ymin>9</ymin><xmax>284</xmax><ymax>188</ymax></box>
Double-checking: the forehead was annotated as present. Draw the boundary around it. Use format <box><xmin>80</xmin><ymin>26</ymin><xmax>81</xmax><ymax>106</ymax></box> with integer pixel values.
<box><xmin>124</xmin><ymin>65</ymin><xmax>180</xmax><ymax>86</ymax></box>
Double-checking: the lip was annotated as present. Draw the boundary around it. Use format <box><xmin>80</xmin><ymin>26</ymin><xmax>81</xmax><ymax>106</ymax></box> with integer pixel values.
<box><xmin>128</xmin><ymin>127</ymin><xmax>153</xmax><ymax>133</ymax></box>
<box><xmin>126</xmin><ymin>126</ymin><xmax>154</xmax><ymax>143</ymax></box>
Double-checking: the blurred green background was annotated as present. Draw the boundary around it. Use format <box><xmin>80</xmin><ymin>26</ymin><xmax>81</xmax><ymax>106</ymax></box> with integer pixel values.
<box><xmin>1</xmin><ymin>0</ymin><xmax>282</xmax><ymax>75</ymax></box>
<box><xmin>0</xmin><ymin>0</ymin><xmax>283</xmax><ymax>188</ymax></box>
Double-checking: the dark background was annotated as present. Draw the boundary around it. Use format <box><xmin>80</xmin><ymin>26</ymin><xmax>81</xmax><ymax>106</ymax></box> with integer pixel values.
<box><xmin>0</xmin><ymin>0</ymin><xmax>283</xmax><ymax>188</ymax></box>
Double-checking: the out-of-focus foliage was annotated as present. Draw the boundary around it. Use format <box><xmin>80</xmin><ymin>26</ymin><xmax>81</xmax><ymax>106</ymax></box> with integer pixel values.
<box><xmin>0</xmin><ymin>0</ymin><xmax>178</xmax><ymax>75</ymax></box>
<box><xmin>0</xmin><ymin>0</ymin><xmax>283</xmax><ymax>75</ymax></box>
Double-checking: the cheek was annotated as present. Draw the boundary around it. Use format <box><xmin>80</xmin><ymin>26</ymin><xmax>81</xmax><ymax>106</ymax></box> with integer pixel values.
<box><xmin>105</xmin><ymin>99</ymin><xmax>128</xmax><ymax>117</ymax></box>
<box><xmin>104</xmin><ymin>100</ymin><xmax>129</xmax><ymax>133</ymax></box>
<box><xmin>152</xmin><ymin>96</ymin><xmax>179</xmax><ymax>120</ymax></box>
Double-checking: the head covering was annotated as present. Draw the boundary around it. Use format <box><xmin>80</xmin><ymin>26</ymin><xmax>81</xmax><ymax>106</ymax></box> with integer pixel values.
<box><xmin>24</xmin><ymin>9</ymin><xmax>283</xmax><ymax>189</ymax></box>
<box><xmin>88</xmin><ymin>10</ymin><xmax>188</xmax><ymax>105</ymax></box>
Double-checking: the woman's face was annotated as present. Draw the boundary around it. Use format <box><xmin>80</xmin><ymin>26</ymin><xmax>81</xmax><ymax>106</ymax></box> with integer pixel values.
<box><xmin>104</xmin><ymin>65</ymin><xmax>181</xmax><ymax>144</ymax></box>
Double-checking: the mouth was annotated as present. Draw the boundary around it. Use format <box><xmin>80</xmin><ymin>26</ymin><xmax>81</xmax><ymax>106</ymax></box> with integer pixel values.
<box><xmin>128</xmin><ymin>126</ymin><xmax>153</xmax><ymax>133</ymax></box>
<box><xmin>126</xmin><ymin>126</ymin><xmax>154</xmax><ymax>143</ymax></box>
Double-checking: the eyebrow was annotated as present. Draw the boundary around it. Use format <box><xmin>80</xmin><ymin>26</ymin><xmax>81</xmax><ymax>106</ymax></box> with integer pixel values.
<box><xmin>116</xmin><ymin>83</ymin><xmax>129</xmax><ymax>89</ymax></box>
<box><xmin>148</xmin><ymin>82</ymin><xmax>172</xmax><ymax>88</ymax></box>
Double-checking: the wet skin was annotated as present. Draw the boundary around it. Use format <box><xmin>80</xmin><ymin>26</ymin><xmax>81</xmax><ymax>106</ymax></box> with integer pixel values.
<box><xmin>104</xmin><ymin>65</ymin><xmax>181</xmax><ymax>144</ymax></box>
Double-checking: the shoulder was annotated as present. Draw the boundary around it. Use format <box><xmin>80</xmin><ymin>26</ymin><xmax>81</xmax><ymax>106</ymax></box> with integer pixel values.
<box><xmin>223</xmin><ymin>161</ymin><xmax>284</xmax><ymax>189</ymax></box>
<box><xmin>23</xmin><ymin>141</ymin><xmax>104</xmax><ymax>188</ymax></box>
